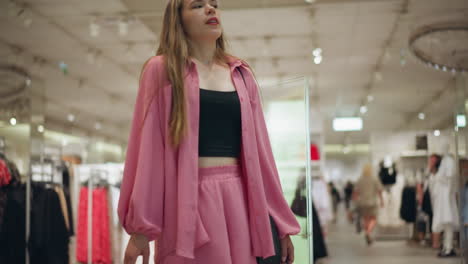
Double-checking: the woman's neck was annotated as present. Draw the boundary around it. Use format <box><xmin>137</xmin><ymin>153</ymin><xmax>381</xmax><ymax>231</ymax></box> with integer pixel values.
<box><xmin>189</xmin><ymin>40</ymin><xmax>217</xmax><ymax>69</ymax></box>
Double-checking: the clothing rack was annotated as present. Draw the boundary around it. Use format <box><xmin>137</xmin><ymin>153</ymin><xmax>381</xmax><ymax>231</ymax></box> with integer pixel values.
<box><xmin>85</xmin><ymin>167</ymin><xmax>109</xmax><ymax>264</ymax></box>
<box><xmin>26</xmin><ymin>145</ymin><xmax>63</xmax><ymax>264</ymax></box>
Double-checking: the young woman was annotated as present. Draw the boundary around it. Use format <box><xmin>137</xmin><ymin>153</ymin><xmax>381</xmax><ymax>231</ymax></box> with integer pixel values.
<box><xmin>353</xmin><ymin>164</ymin><xmax>384</xmax><ymax>245</ymax></box>
<box><xmin>117</xmin><ymin>1</ymin><xmax>301</xmax><ymax>263</ymax></box>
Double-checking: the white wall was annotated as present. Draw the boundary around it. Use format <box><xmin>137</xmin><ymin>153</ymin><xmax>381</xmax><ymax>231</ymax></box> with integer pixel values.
<box><xmin>324</xmin><ymin>153</ymin><xmax>370</xmax><ymax>188</ymax></box>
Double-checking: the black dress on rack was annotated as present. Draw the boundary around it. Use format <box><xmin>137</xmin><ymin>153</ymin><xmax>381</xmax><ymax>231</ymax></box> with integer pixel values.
<box><xmin>29</xmin><ymin>183</ymin><xmax>71</xmax><ymax>264</ymax></box>
<box><xmin>312</xmin><ymin>203</ymin><xmax>328</xmax><ymax>261</ymax></box>
<box><xmin>400</xmin><ymin>186</ymin><xmax>417</xmax><ymax>223</ymax></box>
<box><xmin>0</xmin><ymin>183</ymin><xmax>27</xmax><ymax>264</ymax></box>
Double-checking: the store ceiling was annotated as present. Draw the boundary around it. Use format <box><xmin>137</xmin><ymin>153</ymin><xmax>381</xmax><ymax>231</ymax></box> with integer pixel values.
<box><xmin>0</xmin><ymin>0</ymin><xmax>467</xmax><ymax>146</ymax></box>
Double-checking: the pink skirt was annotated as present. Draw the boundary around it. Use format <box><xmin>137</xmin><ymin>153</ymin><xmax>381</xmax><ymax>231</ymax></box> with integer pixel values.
<box><xmin>160</xmin><ymin>165</ymin><xmax>257</xmax><ymax>264</ymax></box>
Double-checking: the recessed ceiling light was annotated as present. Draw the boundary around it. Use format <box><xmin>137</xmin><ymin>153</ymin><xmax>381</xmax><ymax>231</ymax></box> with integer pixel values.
<box><xmin>418</xmin><ymin>112</ymin><xmax>425</xmax><ymax>120</ymax></box>
<box><xmin>90</xmin><ymin>19</ymin><xmax>100</xmax><ymax>37</ymax></box>
<box><xmin>314</xmin><ymin>56</ymin><xmax>322</xmax><ymax>65</ymax></box>
<box><xmin>360</xmin><ymin>105</ymin><xmax>368</xmax><ymax>114</ymax></box>
<box><xmin>10</xmin><ymin>117</ymin><xmax>17</xmax><ymax>126</ymax></box>
<box><xmin>95</xmin><ymin>122</ymin><xmax>102</xmax><ymax>130</ymax></box>
<box><xmin>119</xmin><ymin>18</ymin><xmax>129</xmax><ymax>36</ymax></box>
<box><xmin>67</xmin><ymin>114</ymin><xmax>75</xmax><ymax>122</ymax></box>
<box><xmin>333</xmin><ymin>117</ymin><xmax>363</xmax><ymax>131</ymax></box>
<box><xmin>457</xmin><ymin>114</ymin><xmax>466</xmax><ymax>128</ymax></box>
<box><xmin>37</xmin><ymin>125</ymin><xmax>44</xmax><ymax>133</ymax></box>
<box><xmin>312</xmin><ymin>48</ymin><xmax>322</xmax><ymax>57</ymax></box>
<box><xmin>434</xmin><ymin>130</ymin><xmax>441</xmax><ymax>137</ymax></box>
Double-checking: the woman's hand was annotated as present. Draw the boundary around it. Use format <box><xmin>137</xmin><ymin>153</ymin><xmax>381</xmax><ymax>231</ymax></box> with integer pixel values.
<box><xmin>280</xmin><ymin>235</ymin><xmax>294</xmax><ymax>264</ymax></box>
<box><xmin>124</xmin><ymin>234</ymin><xmax>150</xmax><ymax>264</ymax></box>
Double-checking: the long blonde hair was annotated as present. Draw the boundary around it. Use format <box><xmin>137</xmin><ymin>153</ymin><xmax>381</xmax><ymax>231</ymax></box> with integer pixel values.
<box><xmin>361</xmin><ymin>164</ymin><xmax>373</xmax><ymax>179</ymax></box>
<box><xmin>155</xmin><ymin>0</ymin><xmax>231</xmax><ymax>147</ymax></box>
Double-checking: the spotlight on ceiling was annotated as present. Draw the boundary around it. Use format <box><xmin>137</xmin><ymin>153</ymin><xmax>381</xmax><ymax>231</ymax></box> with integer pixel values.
<box><xmin>67</xmin><ymin>114</ymin><xmax>75</xmax><ymax>122</ymax></box>
<box><xmin>360</xmin><ymin>105</ymin><xmax>368</xmax><ymax>114</ymax></box>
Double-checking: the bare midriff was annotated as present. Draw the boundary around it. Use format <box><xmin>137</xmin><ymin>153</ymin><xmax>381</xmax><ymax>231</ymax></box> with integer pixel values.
<box><xmin>198</xmin><ymin>157</ymin><xmax>239</xmax><ymax>168</ymax></box>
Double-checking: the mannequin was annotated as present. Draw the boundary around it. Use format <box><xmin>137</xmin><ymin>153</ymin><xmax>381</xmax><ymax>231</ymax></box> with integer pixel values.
<box><xmin>431</xmin><ymin>141</ymin><xmax>459</xmax><ymax>257</ymax></box>
<box><xmin>377</xmin><ymin>156</ymin><xmax>404</xmax><ymax>227</ymax></box>
<box><xmin>379</xmin><ymin>155</ymin><xmax>397</xmax><ymax>186</ymax></box>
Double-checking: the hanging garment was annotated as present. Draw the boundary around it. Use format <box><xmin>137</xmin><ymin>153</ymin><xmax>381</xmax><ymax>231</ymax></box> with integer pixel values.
<box><xmin>310</xmin><ymin>144</ymin><xmax>320</xmax><ymax>161</ymax></box>
<box><xmin>76</xmin><ymin>187</ymin><xmax>112</xmax><ymax>264</ymax></box>
<box><xmin>29</xmin><ymin>184</ymin><xmax>70</xmax><ymax>264</ymax></box>
<box><xmin>378</xmin><ymin>175</ymin><xmax>405</xmax><ymax>227</ymax></box>
<box><xmin>61</xmin><ymin>165</ymin><xmax>75</xmax><ymax>236</ymax></box>
<box><xmin>117</xmin><ymin>56</ymin><xmax>300</xmax><ymax>260</ymax></box>
<box><xmin>463</xmin><ymin>183</ymin><xmax>468</xmax><ymax>226</ymax></box>
<box><xmin>312</xmin><ymin>203</ymin><xmax>328</xmax><ymax>261</ymax></box>
<box><xmin>0</xmin><ymin>184</ymin><xmax>26</xmax><ymax>264</ymax></box>
<box><xmin>54</xmin><ymin>186</ymin><xmax>70</xmax><ymax>231</ymax></box>
<box><xmin>422</xmin><ymin>188</ymin><xmax>432</xmax><ymax>217</ymax></box>
<box><xmin>109</xmin><ymin>185</ymin><xmax>123</xmax><ymax>262</ymax></box>
<box><xmin>400</xmin><ymin>186</ymin><xmax>417</xmax><ymax>223</ymax></box>
<box><xmin>312</xmin><ymin>179</ymin><xmax>333</xmax><ymax>226</ymax></box>
<box><xmin>430</xmin><ymin>155</ymin><xmax>459</xmax><ymax>232</ymax></box>
<box><xmin>379</xmin><ymin>165</ymin><xmax>397</xmax><ymax>185</ymax></box>
<box><xmin>0</xmin><ymin>159</ymin><xmax>11</xmax><ymax>187</ymax></box>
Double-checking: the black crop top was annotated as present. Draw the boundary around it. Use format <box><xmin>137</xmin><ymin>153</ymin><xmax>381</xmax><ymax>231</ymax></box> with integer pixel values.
<box><xmin>198</xmin><ymin>88</ymin><xmax>241</xmax><ymax>157</ymax></box>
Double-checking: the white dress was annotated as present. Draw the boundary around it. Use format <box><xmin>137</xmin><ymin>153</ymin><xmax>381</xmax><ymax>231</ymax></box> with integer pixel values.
<box><xmin>312</xmin><ymin>179</ymin><xmax>333</xmax><ymax>226</ymax></box>
<box><xmin>430</xmin><ymin>155</ymin><xmax>460</xmax><ymax>233</ymax></box>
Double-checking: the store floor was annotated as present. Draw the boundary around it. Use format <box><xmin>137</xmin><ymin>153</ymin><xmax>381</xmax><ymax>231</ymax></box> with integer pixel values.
<box><xmin>318</xmin><ymin>205</ymin><xmax>460</xmax><ymax>264</ymax></box>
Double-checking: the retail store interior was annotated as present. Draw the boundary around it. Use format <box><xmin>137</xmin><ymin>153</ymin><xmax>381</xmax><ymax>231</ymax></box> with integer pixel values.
<box><xmin>0</xmin><ymin>0</ymin><xmax>467</xmax><ymax>263</ymax></box>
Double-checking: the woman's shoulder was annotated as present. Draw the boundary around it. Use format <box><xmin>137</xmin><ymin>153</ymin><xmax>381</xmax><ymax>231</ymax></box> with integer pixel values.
<box><xmin>142</xmin><ymin>55</ymin><xmax>166</xmax><ymax>72</ymax></box>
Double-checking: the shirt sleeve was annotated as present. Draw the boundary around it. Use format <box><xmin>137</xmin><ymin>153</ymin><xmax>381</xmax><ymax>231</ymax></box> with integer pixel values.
<box><xmin>117</xmin><ymin>57</ymin><xmax>165</xmax><ymax>242</ymax></box>
<box><xmin>243</xmin><ymin>67</ymin><xmax>301</xmax><ymax>239</ymax></box>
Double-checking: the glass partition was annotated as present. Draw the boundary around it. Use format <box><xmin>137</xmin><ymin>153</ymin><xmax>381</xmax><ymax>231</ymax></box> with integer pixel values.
<box><xmin>454</xmin><ymin>72</ymin><xmax>467</xmax><ymax>262</ymax></box>
<box><xmin>261</xmin><ymin>77</ymin><xmax>313</xmax><ymax>263</ymax></box>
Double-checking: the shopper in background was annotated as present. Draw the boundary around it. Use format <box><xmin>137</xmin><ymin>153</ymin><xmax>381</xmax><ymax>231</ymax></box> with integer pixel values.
<box><xmin>425</xmin><ymin>154</ymin><xmax>442</xmax><ymax>249</ymax></box>
<box><xmin>344</xmin><ymin>181</ymin><xmax>354</xmax><ymax>211</ymax></box>
<box><xmin>328</xmin><ymin>182</ymin><xmax>341</xmax><ymax>223</ymax></box>
<box><xmin>352</xmin><ymin>164</ymin><xmax>384</xmax><ymax>245</ymax></box>
<box><xmin>429</xmin><ymin>147</ymin><xmax>459</xmax><ymax>258</ymax></box>
<box><xmin>117</xmin><ymin>1</ymin><xmax>300</xmax><ymax>264</ymax></box>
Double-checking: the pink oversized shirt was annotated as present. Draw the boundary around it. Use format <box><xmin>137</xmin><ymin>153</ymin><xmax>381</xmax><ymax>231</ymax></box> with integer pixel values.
<box><xmin>117</xmin><ymin>55</ymin><xmax>301</xmax><ymax>260</ymax></box>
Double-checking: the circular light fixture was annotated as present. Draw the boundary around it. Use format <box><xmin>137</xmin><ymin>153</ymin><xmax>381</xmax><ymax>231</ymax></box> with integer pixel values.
<box><xmin>409</xmin><ymin>21</ymin><xmax>468</xmax><ymax>73</ymax></box>
<box><xmin>0</xmin><ymin>64</ymin><xmax>31</xmax><ymax>102</ymax></box>
<box><xmin>67</xmin><ymin>114</ymin><xmax>75</xmax><ymax>122</ymax></box>
<box><xmin>418</xmin><ymin>112</ymin><xmax>425</xmax><ymax>120</ymax></box>
<box><xmin>434</xmin><ymin>130</ymin><xmax>441</xmax><ymax>137</ymax></box>
<box><xmin>37</xmin><ymin>125</ymin><xmax>44</xmax><ymax>133</ymax></box>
